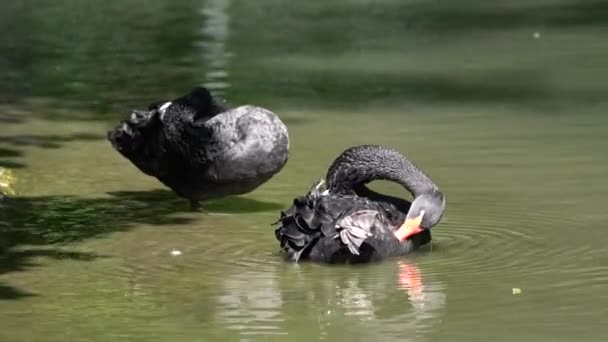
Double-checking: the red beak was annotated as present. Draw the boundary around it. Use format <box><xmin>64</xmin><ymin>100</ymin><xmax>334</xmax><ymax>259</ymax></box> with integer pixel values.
<box><xmin>394</xmin><ymin>210</ymin><xmax>425</xmax><ymax>242</ymax></box>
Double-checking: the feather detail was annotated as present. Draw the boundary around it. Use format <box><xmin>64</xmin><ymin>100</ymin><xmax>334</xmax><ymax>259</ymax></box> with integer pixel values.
<box><xmin>335</xmin><ymin>210</ymin><xmax>378</xmax><ymax>255</ymax></box>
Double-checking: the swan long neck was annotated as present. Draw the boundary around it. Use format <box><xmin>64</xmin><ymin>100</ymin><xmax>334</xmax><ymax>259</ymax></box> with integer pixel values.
<box><xmin>325</xmin><ymin>145</ymin><xmax>439</xmax><ymax>198</ymax></box>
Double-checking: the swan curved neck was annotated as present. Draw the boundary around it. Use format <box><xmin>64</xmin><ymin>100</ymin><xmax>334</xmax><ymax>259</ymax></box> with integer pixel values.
<box><xmin>326</xmin><ymin>145</ymin><xmax>439</xmax><ymax>198</ymax></box>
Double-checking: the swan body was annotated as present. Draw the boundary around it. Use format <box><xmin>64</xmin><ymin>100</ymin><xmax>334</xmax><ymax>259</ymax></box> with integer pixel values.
<box><xmin>108</xmin><ymin>87</ymin><xmax>289</xmax><ymax>209</ymax></box>
<box><xmin>274</xmin><ymin>145</ymin><xmax>444</xmax><ymax>263</ymax></box>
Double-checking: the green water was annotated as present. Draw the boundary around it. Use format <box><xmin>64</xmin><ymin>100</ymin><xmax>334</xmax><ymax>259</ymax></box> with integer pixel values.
<box><xmin>2</xmin><ymin>0</ymin><xmax>608</xmax><ymax>341</ymax></box>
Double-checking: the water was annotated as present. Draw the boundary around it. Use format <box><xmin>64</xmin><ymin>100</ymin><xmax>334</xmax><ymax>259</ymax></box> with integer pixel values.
<box><xmin>2</xmin><ymin>0</ymin><xmax>608</xmax><ymax>341</ymax></box>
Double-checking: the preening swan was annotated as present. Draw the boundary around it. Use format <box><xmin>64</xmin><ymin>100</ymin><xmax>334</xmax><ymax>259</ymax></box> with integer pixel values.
<box><xmin>274</xmin><ymin>145</ymin><xmax>445</xmax><ymax>263</ymax></box>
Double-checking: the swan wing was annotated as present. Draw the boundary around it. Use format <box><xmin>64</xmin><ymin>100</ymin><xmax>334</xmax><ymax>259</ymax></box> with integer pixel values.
<box><xmin>335</xmin><ymin>209</ymin><xmax>379</xmax><ymax>255</ymax></box>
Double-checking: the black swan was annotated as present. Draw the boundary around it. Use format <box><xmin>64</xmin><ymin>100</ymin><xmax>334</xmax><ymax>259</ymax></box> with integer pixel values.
<box><xmin>107</xmin><ymin>87</ymin><xmax>290</xmax><ymax>210</ymax></box>
<box><xmin>274</xmin><ymin>145</ymin><xmax>445</xmax><ymax>263</ymax></box>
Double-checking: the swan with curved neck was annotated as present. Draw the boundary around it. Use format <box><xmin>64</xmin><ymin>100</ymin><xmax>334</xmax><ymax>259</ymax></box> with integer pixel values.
<box><xmin>274</xmin><ymin>145</ymin><xmax>445</xmax><ymax>263</ymax></box>
<box><xmin>326</xmin><ymin>145</ymin><xmax>446</xmax><ymax>241</ymax></box>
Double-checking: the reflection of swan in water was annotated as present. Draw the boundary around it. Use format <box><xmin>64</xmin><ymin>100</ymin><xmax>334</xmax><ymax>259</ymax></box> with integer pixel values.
<box><xmin>217</xmin><ymin>269</ymin><xmax>287</xmax><ymax>339</ymax></box>
<box><xmin>396</xmin><ymin>261</ymin><xmax>447</xmax><ymax>320</ymax></box>
<box><xmin>215</xmin><ymin>260</ymin><xmax>446</xmax><ymax>341</ymax></box>
<box><xmin>198</xmin><ymin>0</ymin><xmax>231</xmax><ymax>96</ymax></box>
<box><xmin>310</xmin><ymin>261</ymin><xmax>447</xmax><ymax>341</ymax></box>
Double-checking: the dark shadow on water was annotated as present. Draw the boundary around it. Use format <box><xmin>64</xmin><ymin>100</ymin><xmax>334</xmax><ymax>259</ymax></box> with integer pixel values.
<box><xmin>0</xmin><ymin>160</ymin><xmax>25</xmax><ymax>169</ymax></box>
<box><xmin>0</xmin><ymin>189</ymin><xmax>282</xmax><ymax>299</ymax></box>
<box><xmin>0</xmin><ymin>113</ymin><xmax>24</xmax><ymax>124</ymax></box>
<box><xmin>0</xmin><ymin>133</ymin><xmax>103</xmax><ymax>149</ymax></box>
<box><xmin>0</xmin><ymin>132</ymin><xmax>104</xmax><ymax>169</ymax></box>
<box><xmin>0</xmin><ymin>284</ymin><xmax>35</xmax><ymax>300</ymax></box>
<box><xmin>0</xmin><ymin>148</ymin><xmax>22</xmax><ymax>158</ymax></box>
<box><xmin>0</xmin><ymin>248</ymin><xmax>103</xmax><ymax>300</ymax></box>
<box><xmin>107</xmin><ymin>189</ymin><xmax>285</xmax><ymax>213</ymax></box>
<box><xmin>0</xmin><ymin>148</ymin><xmax>25</xmax><ymax>169</ymax></box>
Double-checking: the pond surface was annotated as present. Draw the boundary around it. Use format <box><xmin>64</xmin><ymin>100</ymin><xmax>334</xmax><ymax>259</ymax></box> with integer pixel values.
<box><xmin>2</xmin><ymin>0</ymin><xmax>608</xmax><ymax>341</ymax></box>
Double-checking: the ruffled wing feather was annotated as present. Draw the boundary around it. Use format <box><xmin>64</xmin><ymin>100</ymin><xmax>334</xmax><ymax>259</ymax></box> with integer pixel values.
<box><xmin>335</xmin><ymin>210</ymin><xmax>379</xmax><ymax>255</ymax></box>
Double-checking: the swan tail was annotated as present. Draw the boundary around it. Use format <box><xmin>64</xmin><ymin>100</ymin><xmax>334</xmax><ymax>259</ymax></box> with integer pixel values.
<box><xmin>273</xmin><ymin>179</ymin><xmax>330</xmax><ymax>262</ymax></box>
<box><xmin>274</xmin><ymin>195</ymin><xmax>320</xmax><ymax>263</ymax></box>
<box><xmin>274</xmin><ymin>180</ymin><xmax>383</xmax><ymax>262</ymax></box>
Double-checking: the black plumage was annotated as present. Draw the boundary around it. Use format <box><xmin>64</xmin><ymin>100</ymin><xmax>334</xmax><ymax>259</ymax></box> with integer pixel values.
<box><xmin>274</xmin><ymin>145</ymin><xmax>445</xmax><ymax>263</ymax></box>
<box><xmin>108</xmin><ymin>87</ymin><xmax>290</xmax><ymax>209</ymax></box>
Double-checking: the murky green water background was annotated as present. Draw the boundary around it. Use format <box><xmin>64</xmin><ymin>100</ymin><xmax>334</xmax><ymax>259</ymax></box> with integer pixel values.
<box><xmin>2</xmin><ymin>0</ymin><xmax>608</xmax><ymax>341</ymax></box>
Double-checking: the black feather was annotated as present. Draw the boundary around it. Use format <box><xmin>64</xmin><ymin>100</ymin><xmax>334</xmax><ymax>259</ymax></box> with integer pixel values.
<box><xmin>107</xmin><ymin>87</ymin><xmax>290</xmax><ymax>208</ymax></box>
<box><xmin>273</xmin><ymin>145</ymin><xmax>442</xmax><ymax>264</ymax></box>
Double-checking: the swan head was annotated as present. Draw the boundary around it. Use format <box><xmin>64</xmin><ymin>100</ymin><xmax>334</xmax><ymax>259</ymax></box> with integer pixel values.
<box><xmin>394</xmin><ymin>191</ymin><xmax>445</xmax><ymax>241</ymax></box>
